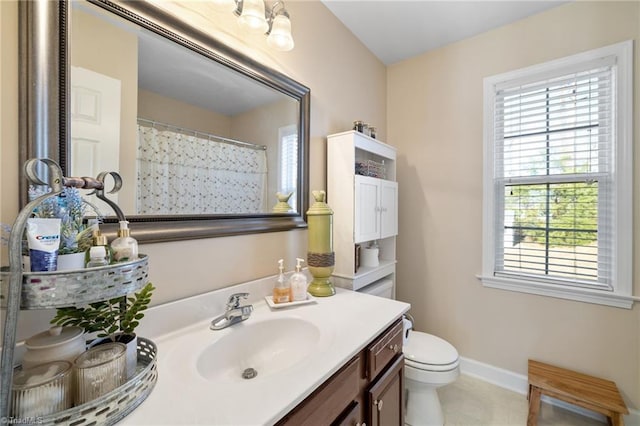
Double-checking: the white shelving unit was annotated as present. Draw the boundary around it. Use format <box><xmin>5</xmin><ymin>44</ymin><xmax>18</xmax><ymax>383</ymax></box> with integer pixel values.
<box><xmin>327</xmin><ymin>130</ymin><xmax>398</xmax><ymax>294</ymax></box>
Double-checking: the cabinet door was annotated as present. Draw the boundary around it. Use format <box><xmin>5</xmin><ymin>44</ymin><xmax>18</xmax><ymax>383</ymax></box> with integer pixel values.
<box><xmin>368</xmin><ymin>355</ymin><xmax>404</xmax><ymax>426</ymax></box>
<box><xmin>379</xmin><ymin>180</ymin><xmax>398</xmax><ymax>239</ymax></box>
<box><xmin>355</xmin><ymin>175</ymin><xmax>381</xmax><ymax>243</ymax></box>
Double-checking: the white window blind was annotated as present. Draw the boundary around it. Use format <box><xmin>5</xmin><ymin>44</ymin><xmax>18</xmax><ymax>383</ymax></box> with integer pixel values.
<box><xmin>482</xmin><ymin>41</ymin><xmax>634</xmax><ymax>308</ymax></box>
<box><xmin>493</xmin><ymin>64</ymin><xmax>614</xmax><ymax>290</ymax></box>
<box><xmin>279</xmin><ymin>126</ymin><xmax>298</xmax><ymax>211</ymax></box>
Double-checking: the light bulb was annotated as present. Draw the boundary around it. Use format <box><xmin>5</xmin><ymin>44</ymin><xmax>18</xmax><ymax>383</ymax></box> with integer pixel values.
<box><xmin>267</xmin><ymin>13</ymin><xmax>294</xmax><ymax>51</ymax></box>
<box><xmin>238</xmin><ymin>0</ymin><xmax>269</xmax><ymax>33</ymax></box>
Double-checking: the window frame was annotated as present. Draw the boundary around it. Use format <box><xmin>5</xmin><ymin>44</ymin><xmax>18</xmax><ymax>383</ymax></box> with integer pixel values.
<box><xmin>481</xmin><ymin>40</ymin><xmax>634</xmax><ymax>309</ymax></box>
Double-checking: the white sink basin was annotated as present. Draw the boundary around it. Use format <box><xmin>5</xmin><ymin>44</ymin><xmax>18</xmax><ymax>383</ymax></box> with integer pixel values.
<box><xmin>196</xmin><ymin>317</ymin><xmax>321</xmax><ymax>382</ymax></box>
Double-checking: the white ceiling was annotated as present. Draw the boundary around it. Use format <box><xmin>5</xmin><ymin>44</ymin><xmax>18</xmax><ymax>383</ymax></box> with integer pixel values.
<box><xmin>321</xmin><ymin>1</ymin><xmax>569</xmax><ymax>65</ymax></box>
<box><xmin>138</xmin><ymin>31</ymin><xmax>282</xmax><ymax>116</ymax></box>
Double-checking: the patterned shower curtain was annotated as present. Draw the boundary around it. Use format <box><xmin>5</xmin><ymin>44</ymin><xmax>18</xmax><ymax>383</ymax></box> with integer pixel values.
<box><xmin>136</xmin><ymin>124</ymin><xmax>268</xmax><ymax>215</ymax></box>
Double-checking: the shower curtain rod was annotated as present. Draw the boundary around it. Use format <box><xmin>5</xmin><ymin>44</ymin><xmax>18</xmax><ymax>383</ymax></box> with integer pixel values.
<box><xmin>137</xmin><ymin>118</ymin><xmax>267</xmax><ymax>151</ymax></box>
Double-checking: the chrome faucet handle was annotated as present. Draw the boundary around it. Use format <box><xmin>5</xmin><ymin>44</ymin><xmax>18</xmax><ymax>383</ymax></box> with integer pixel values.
<box><xmin>227</xmin><ymin>292</ymin><xmax>249</xmax><ymax>309</ymax></box>
<box><xmin>240</xmin><ymin>305</ymin><xmax>254</xmax><ymax>318</ymax></box>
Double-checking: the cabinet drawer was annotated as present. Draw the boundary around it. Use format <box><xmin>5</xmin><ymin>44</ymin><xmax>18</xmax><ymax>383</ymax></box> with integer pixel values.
<box><xmin>278</xmin><ymin>353</ymin><xmax>362</xmax><ymax>426</ymax></box>
<box><xmin>367</xmin><ymin>318</ymin><xmax>403</xmax><ymax>379</ymax></box>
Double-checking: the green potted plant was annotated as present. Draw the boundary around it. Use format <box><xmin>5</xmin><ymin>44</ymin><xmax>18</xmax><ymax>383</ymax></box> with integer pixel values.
<box><xmin>51</xmin><ymin>282</ymin><xmax>155</xmax><ymax>378</ymax></box>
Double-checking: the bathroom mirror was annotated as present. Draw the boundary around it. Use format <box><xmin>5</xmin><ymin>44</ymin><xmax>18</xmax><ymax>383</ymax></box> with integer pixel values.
<box><xmin>19</xmin><ymin>0</ymin><xmax>310</xmax><ymax>242</ymax></box>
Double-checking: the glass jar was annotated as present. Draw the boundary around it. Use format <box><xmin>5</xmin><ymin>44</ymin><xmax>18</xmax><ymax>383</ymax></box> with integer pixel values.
<box><xmin>74</xmin><ymin>342</ymin><xmax>126</xmax><ymax>405</ymax></box>
<box><xmin>353</xmin><ymin>120</ymin><xmax>364</xmax><ymax>133</ymax></box>
<box><xmin>12</xmin><ymin>361</ymin><xmax>73</xmax><ymax>418</ymax></box>
<box><xmin>369</xmin><ymin>126</ymin><xmax>377</xmax><ymax>139</ymax></box>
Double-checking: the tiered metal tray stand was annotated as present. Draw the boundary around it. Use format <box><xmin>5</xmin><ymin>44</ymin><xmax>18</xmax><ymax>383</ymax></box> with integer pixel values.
<box><xmin>0</xmin><ymin>159</ymin><xmax>157</xmax><ymax>424</ymax></box>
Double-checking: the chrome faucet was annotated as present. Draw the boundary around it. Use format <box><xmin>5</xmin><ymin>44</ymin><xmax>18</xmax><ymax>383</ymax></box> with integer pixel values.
<box><xmin>210</xmin><ymin>292</ymin><xmax>253</xmax><ymax>330</ymax></box>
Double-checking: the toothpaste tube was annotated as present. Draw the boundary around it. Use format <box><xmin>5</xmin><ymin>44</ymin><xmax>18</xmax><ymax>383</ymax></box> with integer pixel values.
<box><xmin>26</xmin><ymin>218</ymin><xmax>61</xmax><ymax>272</ymax></box>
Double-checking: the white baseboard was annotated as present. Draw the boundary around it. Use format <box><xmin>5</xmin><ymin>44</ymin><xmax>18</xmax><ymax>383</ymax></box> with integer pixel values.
<box><xmin>459</xmin><ymin>356</ymin><xmax>639</xmax><ymax>426</ymax></box>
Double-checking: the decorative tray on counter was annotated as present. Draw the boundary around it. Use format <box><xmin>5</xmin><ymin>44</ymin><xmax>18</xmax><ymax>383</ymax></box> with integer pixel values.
<box><xmin>0</xmin><ymin>255</ymin><xmax>149</xmax><ymax>309</ymax></box>
<box><xmin>265</xmin><ymin>293</ymin><xmax>316</xmax><ymax>309</ymax></box>
<box><xmin>32</xmin><ymin>337</ymin><xmax>158</xmax><ymax>426</ymax></box>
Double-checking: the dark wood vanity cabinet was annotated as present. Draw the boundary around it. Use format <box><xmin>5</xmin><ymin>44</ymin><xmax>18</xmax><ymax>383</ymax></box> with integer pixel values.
<box><xmin>277</xmin><ymin>318</ymin><xmax>404</xmax><ymax>426</ymax></box>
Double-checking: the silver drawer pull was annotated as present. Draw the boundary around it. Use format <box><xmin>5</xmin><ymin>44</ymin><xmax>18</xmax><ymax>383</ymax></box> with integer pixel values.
<box><xmin>388</xmin><ymin>343</ymin><xmax>399</xmax><ymax>353</ymax></box>
<box><xmin>374</xmin><ymin>399</ymin><xmax>383</xmax><ymax>411</ymax></box>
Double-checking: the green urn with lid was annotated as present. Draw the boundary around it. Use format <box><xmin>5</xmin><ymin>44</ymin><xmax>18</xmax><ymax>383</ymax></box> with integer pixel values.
<box><xmin>306</xmin><ymin>190</ymin><xmax>336</xmax><ymax>297</ymax></box>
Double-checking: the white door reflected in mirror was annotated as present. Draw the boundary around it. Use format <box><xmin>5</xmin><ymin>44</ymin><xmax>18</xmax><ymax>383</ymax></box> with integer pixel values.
<box><xmin>70</xmin><ymin>66</ymin><xmax>121</xmax><ymax>216</ymax></box>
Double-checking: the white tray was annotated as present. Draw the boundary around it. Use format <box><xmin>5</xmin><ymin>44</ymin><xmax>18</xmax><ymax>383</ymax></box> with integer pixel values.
<box><xmin>265</xmin><ymin>293</ymin><xmax>316</xmax><ymax>309</ymax></box>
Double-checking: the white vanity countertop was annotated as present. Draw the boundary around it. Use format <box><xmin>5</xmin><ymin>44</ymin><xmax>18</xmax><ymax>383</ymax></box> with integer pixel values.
<box><xmin>122</xmin><ymin>279</ymin><xmax>409</xmax><ymax>425</ymax></box>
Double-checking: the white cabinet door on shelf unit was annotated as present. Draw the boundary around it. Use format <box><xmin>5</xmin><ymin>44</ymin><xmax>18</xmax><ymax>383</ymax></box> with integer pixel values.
<box><xmin>380</xmin><ymin>180</ymin><xmax>398</xmax><ymax>239</ymax></box>
<box><xmin>355</xmin><ymin>175</ymin><xmax>381</xmax><ymax>243</ymax></box>
<box><xmin>354</xmin><ymin>176</ymin><xmax>398</xmax><ymax>244</ymax></box>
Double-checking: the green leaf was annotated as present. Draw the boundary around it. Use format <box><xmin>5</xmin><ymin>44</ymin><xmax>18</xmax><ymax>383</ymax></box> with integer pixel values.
<box><xmin>51</xmin><ymin>282</ymin><xmax>154</xmax><ymax>339</ymax></box>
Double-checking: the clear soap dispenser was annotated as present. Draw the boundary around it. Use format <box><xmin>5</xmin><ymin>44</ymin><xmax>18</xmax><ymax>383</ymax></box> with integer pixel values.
<box><xmin>289</xmin><ymin>258</ymin><xmax>308</xmax><ymax>301</ymax></box>
<box><xmin>111</xmin><ymin>221</ymin><xmax>139</xmax><ymax>263</ymax></box>
<box><xmin>273</xmin><ymin>259</ymin><xmax>291</xmax><ymax>304</ymax></box>
<box><xmin>86</xmin><ymin>246</ymin><xmax>109</xmax><ymax>268</ymax></box>
<box><xmin>85</xmin><ymin>227</ymin><xmax>113</xmax><ymax>266</ymax></box>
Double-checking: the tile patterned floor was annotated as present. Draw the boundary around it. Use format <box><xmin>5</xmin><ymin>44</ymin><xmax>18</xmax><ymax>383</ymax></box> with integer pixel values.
<box><xmin>437</xmin><ymin>374</ymin><xmax>606</xmax><ymax>426</ymax></box>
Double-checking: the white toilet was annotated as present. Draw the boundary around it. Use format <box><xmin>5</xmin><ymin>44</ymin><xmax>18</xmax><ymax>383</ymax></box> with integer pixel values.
<box><xmin>359</xmin><ymin>279</ymin><xmax>460</xmax><ymax>426</ymax></box>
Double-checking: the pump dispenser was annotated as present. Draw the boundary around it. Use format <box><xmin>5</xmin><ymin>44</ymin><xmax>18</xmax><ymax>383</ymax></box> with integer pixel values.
<box><xmin>85</xmin><ymin>228</ymin><xmax>112</xmax><ymax>265</ymax></box>
<box><xmin>273</xmin><ymin>259</ymin><xmax>291</xmax><ymax>304</ymax></box>
<box><xmin>111</xmin><ymin>221</ymin><xmax>139</xmax><ymax>263</ymax></box>
<box><xmin>289</xmin><ymin>258</ymin><xmax>308</xmax><ymax>301</ymax></box>
<box><xmin>86</xmin><ymin>246</ymin><xmax>109</xmax><ymax>267</ymax></box>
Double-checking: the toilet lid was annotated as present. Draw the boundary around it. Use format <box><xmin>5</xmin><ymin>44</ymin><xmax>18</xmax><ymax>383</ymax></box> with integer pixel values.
<box><xmin>403</xmin><ymin>331</ymin><xmax>459</xmax><ymax>366</ymax></box>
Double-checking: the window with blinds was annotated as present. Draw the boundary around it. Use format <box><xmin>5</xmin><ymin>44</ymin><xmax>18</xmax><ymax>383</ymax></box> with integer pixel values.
<box><xmin>482</xmin><ymin>41</ymin><xmax>633</xmax><ymax>307</ymax></box>
<box><xmin>279</xmin><ymin>126</ymin><xmax>298</xmax><ymax>211</ymax></box>
<box><xmin>495</xmin><ymin>65</ymin><xmax>612</xmax><ymax>289</ymax></box>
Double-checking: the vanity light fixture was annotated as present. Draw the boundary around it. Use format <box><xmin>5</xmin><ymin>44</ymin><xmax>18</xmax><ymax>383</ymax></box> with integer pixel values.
<box><xmin>266</xmin><ymin>2</ymin><xmax>294</xmax><ymax>51</ymax></box>
<box><xmin>238</xmin><ymin>0</ymin><xmax>269</xmax><ymax>33</ymax></box>
<box><xmin>212</xmin><ymin>0</ymin><xmax>295</xmax><ymax>51</ymax></box>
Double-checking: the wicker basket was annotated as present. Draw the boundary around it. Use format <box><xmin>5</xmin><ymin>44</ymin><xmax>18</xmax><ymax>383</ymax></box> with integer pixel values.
<box><xmin>0</xmin><ymin>255</ymin><xmax>149</xmax><ymax>309</ymax></box>
<box><xmin>31</xmin><ymin>337</ymin><xmax>158</xmax><ymax>426</ymax></box>
<box><xmin>355</xmin><ymin>159</ymin><xmax>386</xmax><ymax>179</ymax></box>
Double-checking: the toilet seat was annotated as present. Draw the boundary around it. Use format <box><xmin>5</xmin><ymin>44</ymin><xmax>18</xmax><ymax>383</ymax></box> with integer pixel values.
<box><xmin>403</xmin><ymin>331</ymin><xmax>459</xmax><ymax>372</ymax></box>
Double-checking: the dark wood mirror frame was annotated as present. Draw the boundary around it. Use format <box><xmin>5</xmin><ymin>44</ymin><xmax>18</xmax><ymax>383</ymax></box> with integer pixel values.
<box><xmin>19</xmin><ymin>0</ymin><xmax>310</xmax><ymax>243</ymax></box>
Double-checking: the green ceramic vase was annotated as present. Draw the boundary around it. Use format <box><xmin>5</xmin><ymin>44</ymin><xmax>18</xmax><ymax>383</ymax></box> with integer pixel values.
<box><xmin>306</xmin><ymin>190</ymin><xmax>336</xmax><ymax>297</ymax></box>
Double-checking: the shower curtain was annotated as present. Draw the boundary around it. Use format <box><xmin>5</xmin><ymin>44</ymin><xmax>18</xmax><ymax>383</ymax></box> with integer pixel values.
<box><xmin>136</xmin><ymin>124</ymin><xmax>268</xmax><ymax>215</ymax></box>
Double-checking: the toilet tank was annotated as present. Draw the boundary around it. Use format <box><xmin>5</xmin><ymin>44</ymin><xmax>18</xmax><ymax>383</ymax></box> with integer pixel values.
<box><xmin>359</xmin><ymin>278</ymin><xmax>394</xmax><ymax>299</ymax></box>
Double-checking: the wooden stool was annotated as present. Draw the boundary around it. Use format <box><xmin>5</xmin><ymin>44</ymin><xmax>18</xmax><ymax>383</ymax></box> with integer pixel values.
<box><xmin>527</xmin><ymin>359</ymin><xmax>628</xmax><ymax>426</ymax></box>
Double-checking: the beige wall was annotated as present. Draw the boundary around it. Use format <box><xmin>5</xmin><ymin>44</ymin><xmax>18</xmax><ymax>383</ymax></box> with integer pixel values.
<box><xmin>0</xmin><ymin>1</ymin><xmax>18</xmax><ymax>267</ymax></box>
<box><xmin>388</xmin><ymin>1</ymin><xmax>639</xmax><ymax>410</ymax></box>
<box><xmin>138</xmin><ymin>89</ymin><xmax>232</xmax><ymax>137</ymax></box>
<box><xmin>232</xmin><ymin>98</ymin><xmax>298</xmax><ymax>209</ymax></box>
<box><xmin>0</xmin><ymin>0</ymin><xmax>386</xmax><ymax>340</ymax></box>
